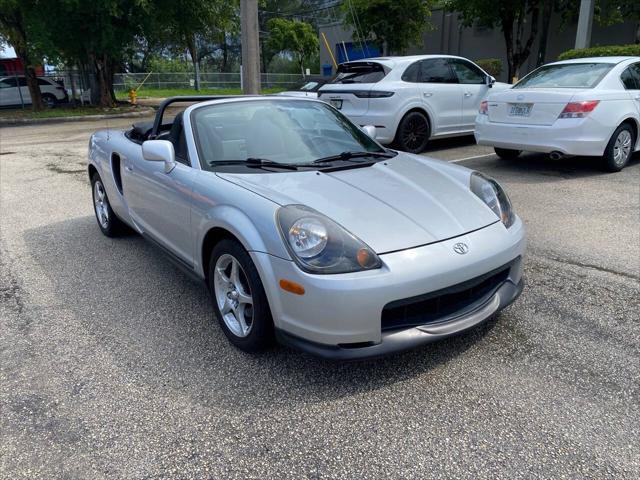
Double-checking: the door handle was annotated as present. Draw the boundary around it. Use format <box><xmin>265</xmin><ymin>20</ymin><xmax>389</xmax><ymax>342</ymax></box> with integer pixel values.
<box><xmin>464</xmin><ymin>92</ymin><xmax>473</xmax><ymax>97</ymax></box>
<box><xmin>423</xmin><ymin>92</ymin><xmax>433</xmax><ymax>97</ymax></box>
<box><xmin>635</xmin><ymin>94</ymin><xmax>640</xmax><ymax>100</ymax></box>
<box><xmin>124</xmin><ymin>165</ymin><xmax>133</xmax><ymax>172</ymax></box>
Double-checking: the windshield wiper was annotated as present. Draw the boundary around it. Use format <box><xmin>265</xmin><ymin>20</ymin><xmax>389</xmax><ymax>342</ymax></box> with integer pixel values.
<box><xmin>209</xmin><ymin>158</ymin><xmax>299</xmax><ymax>170</ymax></box>
<box><xmin>311</xmin><ymin>150</ymin><xmax>396</xmax><ymax>165</ymax></box>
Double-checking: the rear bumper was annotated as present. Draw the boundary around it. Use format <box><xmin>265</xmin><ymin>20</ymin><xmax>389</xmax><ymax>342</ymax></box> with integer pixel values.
<box><xmin>475</xmin><ymin>115</ymin><xmax>610</xmax><ymax>156</ymax></box>
<box><xmin>276</xmin><ymin>278</ymin><xmax>524</xmax><ymax>360</ymax></box>
<box><xmin>345</xmin><ymin>113</ymin><xmax>396</xmax><ymax>144</ymax></box>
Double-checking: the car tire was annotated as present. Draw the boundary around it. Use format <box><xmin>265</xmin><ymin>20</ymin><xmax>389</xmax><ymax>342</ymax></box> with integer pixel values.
<box><xmin>208</xmin><ymin>239</ymin><xmax>274</xmax><ymax>352</ymax></box>
<box><xmin>42</xmin><ymin>93</ymin><xmax>57</xmax><ymax>108</ymax></box>
<box><xmin>603</xmin><ymin>123</ymin><xmax>635</xmax><ymax>172</ymax></box>
<box><xmin>395</xmin><ymin>111</ymin><xmax>430</xmax><ymax>154</ymax></box>
<box><xmin>494</xmin><ymin>147</ymin><xmax>521</xmax><ymax>160</ymax></box>
<box><xmin>91</xmin><ymin>172</ymin><xmax>128</xmax><ymax>237</ymax></box>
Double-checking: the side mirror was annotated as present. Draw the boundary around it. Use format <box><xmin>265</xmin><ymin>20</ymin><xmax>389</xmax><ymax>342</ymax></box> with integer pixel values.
<box><xmin>486</xmin><ymin>75</ymin><xmax>496</xmax><ymax>87</ymax></box>
<box><xmin>142</xmin><ymin>140</ymin><xmax>176</xmax><ymax>173</ymax></box>
<box><xmin>362</xmin><ymin>125</ymin><xmax>376</xmax><ymax>139</ymax></box>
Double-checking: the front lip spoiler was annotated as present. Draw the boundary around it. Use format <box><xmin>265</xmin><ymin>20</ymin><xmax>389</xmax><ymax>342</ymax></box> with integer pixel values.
<box><xmin>275</xmin><ymin>278</ymin><xmax>524</xmax><ymax>361</ymax></box>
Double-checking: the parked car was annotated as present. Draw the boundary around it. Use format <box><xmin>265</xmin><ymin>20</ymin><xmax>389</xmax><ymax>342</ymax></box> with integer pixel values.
<box><xmin>317</xmin><ymin>55</ymin><xmax>510</xmax><ymax>153</ymax></box>
<box><xmin>0</xmin><ymin>76</ymin><xmax>68</xmax><ymax>108</ymax></box>
<box><xmin>475</xmin><ymin>56</ymin><xmax>640</xmax><ymax>172</ymax></box>
<box><xmin>88</xmin><ymin>96</ymin><xmax>525</xmax><ymax>360</ymax></box>
<box><xmin>277</xmin><ymin>77</ymin><xmax>329</xmax><ymax>98</ymax></box>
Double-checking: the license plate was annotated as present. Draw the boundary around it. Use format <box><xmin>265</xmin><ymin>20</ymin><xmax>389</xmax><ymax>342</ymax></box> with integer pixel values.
<box><xmin>329</xmin><ymin>98</ymin><xmax>343</xmax><ymax>109</ymax></box>
<box><xmin>509</xmin><ymin>103</ymin><xmax>532</xmax><ymax>117</ymax></box>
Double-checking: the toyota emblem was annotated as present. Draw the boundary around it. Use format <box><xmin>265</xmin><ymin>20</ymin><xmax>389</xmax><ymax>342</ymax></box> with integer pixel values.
<box><xmin>453</xmin><ymin>243</ymin><xmax>469</xmax><ymax>255</ymax></box>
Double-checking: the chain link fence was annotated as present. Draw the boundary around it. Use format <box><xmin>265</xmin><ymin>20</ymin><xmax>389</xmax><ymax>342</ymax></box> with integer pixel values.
<box><xmin>113</xmin><ymin>72</ymin><xmax>305</xmax><ymax>92</ymax></box>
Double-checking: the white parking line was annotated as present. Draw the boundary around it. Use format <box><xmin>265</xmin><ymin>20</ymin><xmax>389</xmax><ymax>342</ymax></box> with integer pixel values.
<box><xmin>447</xmin><ymin>152</ymin><xmax>496</xmax><ymax>163</ymax></box>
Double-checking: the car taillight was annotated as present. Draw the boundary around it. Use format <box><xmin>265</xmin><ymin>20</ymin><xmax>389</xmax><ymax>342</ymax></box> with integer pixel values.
<box><xmin>479</xmin><ymin>100</ymin><xmax>488</xmax><ymax>115</ymax></box>
<box><xmin>558</xmin><ymin>100</ymin><xmax>599</xmax><ymax>119</ymax></box>
<box><xmin>354</xmin><ymin>91</ymin><xmax>394</xmax><ymax>98</ymax></box>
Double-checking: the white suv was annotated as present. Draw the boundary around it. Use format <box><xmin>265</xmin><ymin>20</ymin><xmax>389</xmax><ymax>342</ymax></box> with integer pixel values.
<box><xmin>318</xmin><ymin>55</ymin><xmax>509</xmax><ymax>153</ymax></box>
<box><xmin>0</xmin><ymin>76</ymin><xmax>68</xmax><ymax>108</ymax></box>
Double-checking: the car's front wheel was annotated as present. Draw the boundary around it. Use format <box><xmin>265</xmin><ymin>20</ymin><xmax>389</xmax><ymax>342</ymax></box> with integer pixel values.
<box><xmin>494</xmin><ymin>147</ymin><xmax>521</xmax><ymax>160</ymax></box>
<box><xmin>91</xmin><ymin>173</ymin><xmax>128</xmax><ymax>237</ymax></box>
<box><xmin>603</xmin><ymin>123</ymin><xmax>635</xmax><ymax>172</ymax></box>
<box><xmin>208</xmin><ymin>239</ymin><xmax>274</xmax><ymax>352</ymax></box>
<box><xmin>395</xmin><ymin>111</ymin><xmax>430</xmax><ymax>154</ymax></box>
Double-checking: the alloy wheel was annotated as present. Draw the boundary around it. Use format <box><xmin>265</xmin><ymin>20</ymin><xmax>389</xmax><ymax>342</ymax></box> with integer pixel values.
<box><xmin>213</xmin><ymin>254</ymin><xmax>254</xmax><ymax>338</ymax></box>
<box><xmin>401</xmin><ymin>116</ymin><xmax>428</xmax><ymax>151</ymax></box>
<box><xmin>613</xmin><ymin>130</ymin><xmax>632</xmax><ymax>166</ymax></box>
<box><xmin>93</xmin><ymin>180</ymin><xmax>110</xmax><ymax>229</ymax></box>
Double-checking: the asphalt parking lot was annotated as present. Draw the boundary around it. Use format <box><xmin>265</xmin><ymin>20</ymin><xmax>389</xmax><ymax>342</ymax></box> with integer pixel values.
<box><xmin>1</xmin><ymin>118</ymin><xmax>639</xmax><ymax>479</ymax></box>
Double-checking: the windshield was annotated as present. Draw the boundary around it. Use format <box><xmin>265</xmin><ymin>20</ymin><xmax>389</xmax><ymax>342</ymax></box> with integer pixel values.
<box><xmin>192</xmin><ymin>99</ymin><xmax>383</xmax><ymax>170</ymax></box>
<box><xmin>300</xmin><ymin>81</ymin><xmax>319</xmax><ymax>91</ymax></box>
<box><xmin>514</xmin><ymin>63</ymin><xmax>613</xmax><ymax>89</ymax></box>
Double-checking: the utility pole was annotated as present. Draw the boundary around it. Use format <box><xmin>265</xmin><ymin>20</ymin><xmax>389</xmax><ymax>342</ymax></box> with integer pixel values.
<box><xmin>240</xmin><ymin>0</ymin><xmax>260</xmax><ymax>94</ymax></box>
<box><xmin>575</xmin><ymin>0</ymin><xmax>595</xmax><ymax>49</ymax></box>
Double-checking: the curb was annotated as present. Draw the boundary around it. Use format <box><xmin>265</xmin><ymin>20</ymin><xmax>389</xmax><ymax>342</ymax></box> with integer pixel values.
<box><xmin>0</xmin><ymin>108</ymin><xmax>155</xmax><ymax>127</ymax></box>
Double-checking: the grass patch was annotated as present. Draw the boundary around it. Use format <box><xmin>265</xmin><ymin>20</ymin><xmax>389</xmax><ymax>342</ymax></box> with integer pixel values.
<box><xmin>116</xmin><ymin>86</ymin><xmax>287</xmax><ymax>100</ymax></box>
<box><xmin>0</xmin><ymin>105</ymin><xmax>144</xmax><ymax>120</ymax></box>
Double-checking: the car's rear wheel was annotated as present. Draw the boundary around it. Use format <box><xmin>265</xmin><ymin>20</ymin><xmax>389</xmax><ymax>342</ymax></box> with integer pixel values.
<box><xmin>209</xmin><ymin>239</ymin><xmax>274</xmax><ymax>352</ymax></box>
<box><xmin>494</xmin><ymin>147</ymin><xmax>521</xmax><ymax>160</ymax></box>
<box><xmin>91</xmin><ymin>173</ymin><xmax>128</xmax><ymax>237</ymax></box>
<box><xmin>603</xmin><ymin>123</ymin><xmax>635</xmax><ymax>172</ymax></box>
<box><xmin>395</xmin><ymin>111</ymin><xmax>430</xmax><ymax>153</ymax></box>
<box><xmin>42</xmin><ymin>93</ymin><xmax>57</xmax><ymax>108</ymax></box>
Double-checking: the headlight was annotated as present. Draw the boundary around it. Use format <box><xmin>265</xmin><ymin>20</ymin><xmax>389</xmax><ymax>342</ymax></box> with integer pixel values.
<box><xmin>277</xmin><ymin>205</ymin><xmax>382</xmax><ymax>274</ymax></box>
<box><xmin>470</xmin><ymin>172</ymin><xmax>515</xmax><ymax>228</ymax></box>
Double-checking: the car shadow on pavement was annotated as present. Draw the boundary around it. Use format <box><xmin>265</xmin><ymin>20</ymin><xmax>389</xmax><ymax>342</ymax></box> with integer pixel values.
<box><xmin>24</xmin><ymin>215</ymin><xmax>505</xmax><ymax>408</ymax></box>
<box><xmin>470</xmin><ymin>151</ymin><xmax>640</xmax><ymax>183</ymax></box>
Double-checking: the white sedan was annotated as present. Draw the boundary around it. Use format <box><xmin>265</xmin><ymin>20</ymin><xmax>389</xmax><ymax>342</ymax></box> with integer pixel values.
<box><xmin>318</xmin><ymin>55</ymin><xmax>510</xmax><ymax>153</ymax></box>
<box><xmin>475</xmin><ymin>56</ymin><xmax>640</xmax><ymax>172</ymax></box>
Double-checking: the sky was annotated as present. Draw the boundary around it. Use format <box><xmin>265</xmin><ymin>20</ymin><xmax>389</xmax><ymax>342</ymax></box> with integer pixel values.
<box><xmin>0</xmin><ymin>43</ymin><xmax>17</xmax><ymax>59</ymax></box>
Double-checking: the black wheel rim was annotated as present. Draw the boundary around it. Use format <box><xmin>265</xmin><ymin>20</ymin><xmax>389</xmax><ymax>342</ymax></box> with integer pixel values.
<box><xmin>401</xmin><ymin>116</ymin><xmax>428</xmax><ymax>151</ymax></box>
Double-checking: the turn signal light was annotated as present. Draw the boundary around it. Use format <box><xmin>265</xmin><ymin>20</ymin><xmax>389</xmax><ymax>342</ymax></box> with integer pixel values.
<box><xmin>558</xmin><ymin>100</ymin><xmax>599</xmax><ymax>119</ymax></box>
<box><xmin>279</xmin><ymin>279</ymin><xmax>305</xmax><ymax>295</ymax></box>
<box><xmin>479</xmin><ymin>100</ymin><xmax>489</xmax><ymax>115</ymax></box>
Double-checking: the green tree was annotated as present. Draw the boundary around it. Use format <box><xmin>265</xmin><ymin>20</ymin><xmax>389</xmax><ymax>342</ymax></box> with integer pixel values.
<box><xmin>446</xmin><ymin>0</ymin><xmax>541</xmax><ymax>82</ymax></box>
<box><xmin>266</xmin><ymin>18</ymin><xmax>319</xmax><ymax>75</ymax></box>
<box><xmin>0</xmin><ymin>0</ymin><xmax>47</xmax><ymax>110</ymax></box>
<box><xmin>150</xmin><ymin>0</ymin><xmax>238</xmax><ymax>89</ymax></box>
<box><xmin>342</xmin><ymin>0</ymin><xmax>435</xmax><ymax>55</ymax></box>
<box><xmin>42</xmin><ymin>0</ymin><xmax>148</xmax><ymax>107</ymax></box>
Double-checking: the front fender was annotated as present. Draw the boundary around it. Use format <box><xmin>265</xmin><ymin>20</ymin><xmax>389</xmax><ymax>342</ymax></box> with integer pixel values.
<box><xmin>194</xmin><ymin>203</ymin><xmax>290</xmax><ymax>278</ymax></box>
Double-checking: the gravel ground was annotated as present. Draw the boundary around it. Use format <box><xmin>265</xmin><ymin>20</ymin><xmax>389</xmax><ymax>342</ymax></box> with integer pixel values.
<box><xmin>1</xmin><ymin>120</ymin><xmax>639</xmax><ymax>479</ymax></box>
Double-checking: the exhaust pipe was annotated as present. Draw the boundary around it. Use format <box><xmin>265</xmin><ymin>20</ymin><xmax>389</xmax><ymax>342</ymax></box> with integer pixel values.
<box><xmin>549</xmin><ymin>151</ymin><xmax>564</xmax><ymax>160</ymax></box>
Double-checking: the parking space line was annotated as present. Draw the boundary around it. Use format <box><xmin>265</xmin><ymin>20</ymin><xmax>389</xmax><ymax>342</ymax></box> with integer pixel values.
<box><xmin>448</xmin><ymin>153</ymin><xmax>496</xmax><ymax>163</ymax></box>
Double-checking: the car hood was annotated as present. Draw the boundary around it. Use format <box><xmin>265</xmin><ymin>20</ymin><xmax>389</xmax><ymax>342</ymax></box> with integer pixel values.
<box><xmin>217</xmin><ymin>155</ymin><xmax>499</xmax><ymax>253</ymax></box>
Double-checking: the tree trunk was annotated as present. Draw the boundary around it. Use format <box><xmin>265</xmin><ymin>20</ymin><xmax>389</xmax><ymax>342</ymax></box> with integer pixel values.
<box><xmin>501</xmin><ymin>12</ymin><xmax>516</xmax><ymax>82</ymax></box>
<box><xmin>221</xmin><ymin>33</ymin><xmax>229</xmax><ymax>72</ymax></box>
<box><xmin>537</xmin><ymin>0</ymin><xmax>553</xmax><ymax>66</ymax></box>
<box><xmin>14</xmin><ymin>45</ymin><xmax>43</xmax><ymax>111</ymax></box>
<box><xmin>186</xmin><ymin>37</ymin><xmax>200</xmax><ymax>91</ymax></box>
<box><xmin>501</xmin><ymin>2</ymin><xmax>540</xmax><ymax>82</ymax></box>
<box><xmin>93</xmin><ymin>54</ymin><xmax>116</xmax><ymax>107</ymax></box>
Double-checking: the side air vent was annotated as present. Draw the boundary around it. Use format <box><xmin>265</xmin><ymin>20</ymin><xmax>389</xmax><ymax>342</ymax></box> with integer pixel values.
<box><xmin>111</xmin><ymin>153</ymin><xmax>123</xmax><ymax>195</ymax></box>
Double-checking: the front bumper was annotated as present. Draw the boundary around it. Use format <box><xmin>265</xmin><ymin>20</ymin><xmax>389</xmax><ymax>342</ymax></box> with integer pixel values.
<box><xmin>475</xmin><ymin>115</ymin><xmax>609</xmax><ymax>156</ymax></box>
<box><xmin>251</xmin><ymin>217</ymin><xmax>526</xmax><ymax>359</ymax></box>
<box><xmin>276</xmin><ymin>278</ymin><xmax>523</xmax><ymax>360</ymax></box>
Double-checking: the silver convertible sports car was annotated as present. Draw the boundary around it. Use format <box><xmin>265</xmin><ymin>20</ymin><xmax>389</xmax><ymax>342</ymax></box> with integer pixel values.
<box><xmin>88</xmin><ymin>96</ymin><xmax>526</xmax><ymax>359</ymax></box>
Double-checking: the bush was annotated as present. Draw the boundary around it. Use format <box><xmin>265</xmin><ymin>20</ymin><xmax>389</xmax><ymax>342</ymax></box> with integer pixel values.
<box><xmin>558</xmin><ymin>44</ymin><xmax>640</xmax><ymax>60</ymax></box>
<box><xmin>475</xmin><ymin>58</ymin><xmax>502</xmax><ymax>77</ymax></box>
